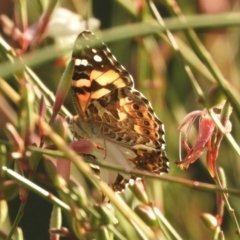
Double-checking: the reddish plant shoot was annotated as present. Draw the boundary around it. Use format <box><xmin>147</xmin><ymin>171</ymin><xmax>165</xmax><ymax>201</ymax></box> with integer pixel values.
<box><xmin>176</xmin><ymin>102</ymin><xmax>232</xmax><ymax>178</ymax></box>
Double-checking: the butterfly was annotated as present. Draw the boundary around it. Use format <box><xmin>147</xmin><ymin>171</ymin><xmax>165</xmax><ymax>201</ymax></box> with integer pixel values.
<box><xmin>68</xmin><ymin>30</ymin><xmax>169</xmax><ymax>191</ymax></box>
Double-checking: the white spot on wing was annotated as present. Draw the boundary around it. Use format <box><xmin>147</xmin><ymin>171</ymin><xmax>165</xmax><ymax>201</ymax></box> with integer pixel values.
<box><xmin>93</xmin><ymin>55</ymin><xmax>102</xmax><ymax>62</ymax></box>
<box><xmin>81</xmin><ymin>59</ymin><xmax>88</xmax><ymax>66</ymax></box>
<box><xmin>75</xmin><ymin>59</ymin><xmax>88</xmax><ymax>66</ymax></box>
<box><xmin>92</xmin><ymin>48</ymin><xmax>97</xmax><ymax>53</ymax></box>
<box><xmin>118</xmin><ymin>112</ymin><xmax>128</xmax><ymax>120</ymax></box>
<box><xmin>75</xmin><ymin>59</ymin><xmax>81</xmax><ymax>66</ymax></box>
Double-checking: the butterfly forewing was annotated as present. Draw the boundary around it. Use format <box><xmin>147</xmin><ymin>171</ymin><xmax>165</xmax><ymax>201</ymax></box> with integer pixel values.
<box><xmin>70</xmin><ymin>31</ymin><xmax>169</xmax><ymax>191</ymax></box>
<box><xmin>72</xmin><ymin>32</ymin><xmax>133</xmax><ymax>117</ymax></box>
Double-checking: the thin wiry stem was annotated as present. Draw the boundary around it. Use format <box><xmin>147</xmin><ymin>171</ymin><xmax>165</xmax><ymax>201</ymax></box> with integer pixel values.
<box><xmin>212</xmin><ymin>101</ymin><xmax>240</xmax><ymax>236</ymax></box>
<box><xmin>163</xmin><ymin>0</ymin><xmax>240</xmax><ymax>120</ymax></box>
<box><xmin>2</xmin><ymin>166</ymin><xmax>70</xmax><ymax>212</ymax></box>
<box><xmin>214</xmin><ymin>168</ymin><xmax>240</xmax><ymax>236</ymax></box>
<box><xmin>26</xmin><ymin>145</ymin><xmax>240</xmax><ymax>196</ymax></box>
<box><xmin>146</xmin><ymin>0</ymin><xmax>207</xmax><ymax>105</ymax></box>
<box><xmin>37</xmin><ymin>115</ymin><xmax>157</xmax><ymax>240</ymax></box>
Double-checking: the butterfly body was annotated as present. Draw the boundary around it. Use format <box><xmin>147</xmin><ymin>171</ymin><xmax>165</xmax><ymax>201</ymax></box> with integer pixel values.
<box><xmin>70</xmin><ymin>31</ymin><xmax>169</xmax><ymax>190</ymax></box>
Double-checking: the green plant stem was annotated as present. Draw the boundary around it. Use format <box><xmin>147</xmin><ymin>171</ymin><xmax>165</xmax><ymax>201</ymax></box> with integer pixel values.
<box><xmin>30</xmin><ymin>0</ymin><xmax>58</xmax><ymax>49</ymax></box>
<box><xmin>5</xmin><ymin>203</ymin><xmax>25</xmax><ymax>240</ymax></box>
<box><xmin>152</xmin><ymin>204</ymin><xmax>183</xmax><ymax>240</ymax></box>
<box><xmin>209</xmin><ymin>111</ymin><xmax>240</xmax><ymax>157</ymax></box>
<box><xmin>163</xmin><ymin>0</ymin><xmax>240</xmax><ymax>120</ymax></box>
<box><xmin>3</xmin><ymin>147</ymin><xmax>41</xmax><ymax>240</ymax></box>
<box><xmin>1</xmin><ymin>12</ymin><xmax>240</xmax><ymax>78</ymax></box>
<box><xmin>38</xmin><ymin>116</ymin><xmax>157</xmax><ymax>240</ymax></box>
<box><xmin>0</xmin><ymin>36</ymin><xmax>72</xmax><ymax>118</ymax></box>
<box><xmin>2</xmin><ymin>166</ymin><xmax>70</xmax><ymax>212</ymax></box>
<box><xmin>146</xmin><ymin>0</ymin><xmax>208</xmax><ymax>104</ymax></box>
<box><xmin>107</xmin><ymin>225</ymin><xmax>128</xmax><ymax>240</ymax></box>
<box><xmin>27</xmin><ymin>145</ymin><xmax>240</xmax><ymax>196</ymax></box>
<box><xmin>2</xmin><ymin>166</ymin><xmax>71</xmax><ymax>240</ymax></box>
<box><xmin>209</xmin><ymin>100</ymin><xmax>240</xmax><ymax>236</ymax></box>
<box><xmin>214</xmin><ymin>166</ymin><xmax>240</xmax><ymax>237</ymax></box>
<box><xmin>2</xmin><ymin>164</ymin><xmax>101</xmax><ymax>225</ymax></box>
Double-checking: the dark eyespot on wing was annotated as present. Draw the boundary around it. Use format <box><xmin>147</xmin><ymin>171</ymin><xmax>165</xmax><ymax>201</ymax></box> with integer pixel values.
<box><xmin>132</xmin><ymin>103</ymin><xmax>140</xmax><ymax>110</ymax></box>
<box><xmin>144</xmin><ymin>120</ymin><xmax>150</xmax><ymax>126</ymax></box>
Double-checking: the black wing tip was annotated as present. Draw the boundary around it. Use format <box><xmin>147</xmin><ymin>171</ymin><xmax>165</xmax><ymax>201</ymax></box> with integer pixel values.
<box><xmin>76</xmin><ymin>30</ymin><xmax>98</xmax><ymax>42</ymax></box>
<box><xmin>73</xmin><ymin>30</ymin><xmax>102</xmax><ymax>56</ymax></box>
<box><xmin>78</xmin><ymin>30</ymin><xmax>95</xmax><ymax>37</ymax></box>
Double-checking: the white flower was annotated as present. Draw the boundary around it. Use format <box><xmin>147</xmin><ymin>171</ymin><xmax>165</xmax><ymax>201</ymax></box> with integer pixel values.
<box><xmin>47</xmin><ymin>7</ymin><xmax>100</xmax><ymax>42</ymax></box>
